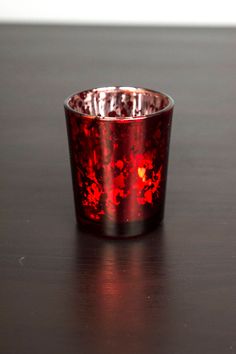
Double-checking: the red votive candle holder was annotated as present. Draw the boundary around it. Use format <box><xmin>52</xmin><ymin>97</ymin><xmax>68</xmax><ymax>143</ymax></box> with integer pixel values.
<box><xmin>64</xmin><ymin>86</ymin><xmax>174</xmax><ymax>237</ymax></box>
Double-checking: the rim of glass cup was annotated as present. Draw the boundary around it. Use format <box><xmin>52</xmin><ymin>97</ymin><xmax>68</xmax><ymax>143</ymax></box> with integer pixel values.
<box><xmin>64</xmin><ymin>86</ymin><xmax>174</xmax><ymax>121</ymax></box>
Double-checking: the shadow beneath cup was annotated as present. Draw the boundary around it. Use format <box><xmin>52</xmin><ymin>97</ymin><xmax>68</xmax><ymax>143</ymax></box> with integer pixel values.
<box><xmin>71</xmin><ymin>227</ymin><xmax>171</xmax><ymax>354</ymax></box>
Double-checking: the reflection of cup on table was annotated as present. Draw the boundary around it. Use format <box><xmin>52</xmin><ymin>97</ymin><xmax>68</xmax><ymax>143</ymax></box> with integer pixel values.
<box><xmin>64</xmin><ymin>86</ymin><xmax>174</xmax><ymax>238</ymax></box>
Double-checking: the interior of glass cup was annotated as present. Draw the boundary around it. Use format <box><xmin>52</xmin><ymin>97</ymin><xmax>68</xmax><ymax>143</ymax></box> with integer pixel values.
<box><xmin>68</xmin><ymin>87</ymin><xmax>172</xmax><ymax>119</ymax></box>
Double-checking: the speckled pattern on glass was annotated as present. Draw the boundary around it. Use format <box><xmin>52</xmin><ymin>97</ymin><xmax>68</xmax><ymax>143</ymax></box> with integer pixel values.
<box><xmin>64</xmin><ymin>87</ymin><xmax>174</xmax><ymax>237</ymax></box>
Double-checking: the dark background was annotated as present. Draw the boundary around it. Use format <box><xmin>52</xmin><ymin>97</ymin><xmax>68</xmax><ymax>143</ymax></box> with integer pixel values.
<box><xmin>0</xmin><ymin>25</ymin><xmax>236</xmax><ymax>354</ymax></box>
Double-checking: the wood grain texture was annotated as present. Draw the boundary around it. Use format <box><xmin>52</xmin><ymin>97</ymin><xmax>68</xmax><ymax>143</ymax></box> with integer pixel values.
<box><xmin>0</xmin><ymin>25</ymin><xmax>236</xmax><ymax>354</ymax></box>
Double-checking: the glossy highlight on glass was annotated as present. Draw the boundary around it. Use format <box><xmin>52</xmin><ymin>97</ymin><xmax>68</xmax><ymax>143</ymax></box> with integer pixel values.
<box><xmin>64</xmin><ymin>86</ymin><xmax>174</xmax><ymax>237</ymax></box>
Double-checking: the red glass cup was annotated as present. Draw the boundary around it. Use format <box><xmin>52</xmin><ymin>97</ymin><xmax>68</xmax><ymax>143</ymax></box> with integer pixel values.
<box><xmin>64</xmin><ymin>86</ymin><xmax>174</xmax><ymax>238</ymax></box>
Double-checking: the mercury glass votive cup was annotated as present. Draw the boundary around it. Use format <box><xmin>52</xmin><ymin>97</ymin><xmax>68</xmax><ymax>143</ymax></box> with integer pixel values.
<box><xmin>64</xmin><ymin>86</ymin><xmax>174</xmax><ymax>238</ymax></box>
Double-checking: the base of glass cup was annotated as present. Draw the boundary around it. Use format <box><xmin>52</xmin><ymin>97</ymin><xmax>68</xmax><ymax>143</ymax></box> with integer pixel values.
<box><xmin>75</xmin><ymin>210</ymin><xmax>164</xmax><ymax>238</ymax></box>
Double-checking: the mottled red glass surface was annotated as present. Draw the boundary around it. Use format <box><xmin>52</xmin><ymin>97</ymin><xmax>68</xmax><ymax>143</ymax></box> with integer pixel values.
<box><xmin>64</xmin><ymin>87</ymin><xmax>174</xmax><ymax>237</ymax></box>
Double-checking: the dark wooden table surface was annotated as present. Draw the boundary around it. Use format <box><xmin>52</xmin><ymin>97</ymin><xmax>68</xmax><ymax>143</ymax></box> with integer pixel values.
<box><xmin>1</xmin><ymin>25</ymin><xmax>236</xmax><ymax>354</ymax></box>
